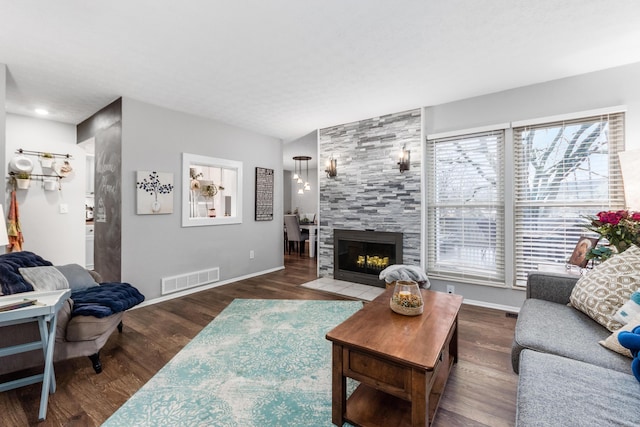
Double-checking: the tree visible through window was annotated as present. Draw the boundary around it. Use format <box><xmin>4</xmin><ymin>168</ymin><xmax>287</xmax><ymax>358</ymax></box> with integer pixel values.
<box><xmin>513</xmin><ymin>113</ymin><xmax>625</xmax><ymax>285</ymax></box>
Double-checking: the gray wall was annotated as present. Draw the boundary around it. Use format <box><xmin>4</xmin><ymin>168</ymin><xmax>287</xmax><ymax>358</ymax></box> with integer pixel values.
<box><xmin>425</xmin><ymin>62</ymin><xmax>640</xmax><ymax>144</ymax></box>
<box><xmin>283</xmin><ymin>170</ymin><xmax>292</xmax><ymax>214</ymax></box>
<box><xmin>121</xmin><ymin>98</ymin><xmax>283</xmax><ymax>301</ymax></box>
<box><xmin>318</xmin><ymin>109</ymin><xmax>422</xmax><ymax>279</ymax></box>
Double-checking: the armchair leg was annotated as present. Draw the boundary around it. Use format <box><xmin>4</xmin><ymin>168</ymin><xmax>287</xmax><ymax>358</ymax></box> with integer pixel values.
<box><xmin>117</xmin><ymin>321</ymin><xmax>123</xmax><ymax>333</ymax></box>
<box><xmin>89</xmin><ymin>352</ymin><xmax>103</xmax><ymax>374</ymax></box>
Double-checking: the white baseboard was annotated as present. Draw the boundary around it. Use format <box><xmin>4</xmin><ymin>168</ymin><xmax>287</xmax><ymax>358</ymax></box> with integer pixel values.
<box><xmin>132</xmin><ymin>265</ymin><xmax>286</xmax><ymax>310</ymax></box>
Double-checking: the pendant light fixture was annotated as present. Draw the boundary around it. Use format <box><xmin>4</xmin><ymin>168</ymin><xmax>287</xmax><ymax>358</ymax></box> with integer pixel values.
<box><xmin>304</xmin><ymin>156</ymin><xmax>311</xmax><ymax>191</ymax></box>
<box><xmin>293</xmin><ymin>155</ymin><xmax>312</xmax><ymax>194</ymax></box>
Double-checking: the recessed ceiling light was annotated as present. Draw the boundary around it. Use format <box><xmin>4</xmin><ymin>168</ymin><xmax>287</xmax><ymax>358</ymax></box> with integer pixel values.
<box><xmin>35</xmin><ymin>108</ymin><xmax>49</xmax><ymax>116</ymax></box>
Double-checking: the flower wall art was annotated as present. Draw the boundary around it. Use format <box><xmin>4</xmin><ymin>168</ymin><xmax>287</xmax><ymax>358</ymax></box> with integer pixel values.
<box><xmin>136</xmin><ymin>171</ymin><xmax>174</xmax><ymax>214</ymax></box>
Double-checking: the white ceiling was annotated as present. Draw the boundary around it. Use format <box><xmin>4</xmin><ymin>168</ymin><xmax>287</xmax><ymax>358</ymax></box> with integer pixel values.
<box><xmin>2</xmin><ymin>1</ymin><xmax>640</xmax><ymax>160</ymax></box>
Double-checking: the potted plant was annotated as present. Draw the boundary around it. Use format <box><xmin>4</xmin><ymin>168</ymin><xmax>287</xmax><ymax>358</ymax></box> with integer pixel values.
<box><xmin>40</xmin><ymin>152</ymin><xmax>55</xmax><ymax>169</ymax></box>
<box><xmin>201</xmin><ymin>183</ymin><xmax>218</xmax><ymax>217</ymax></box>
<box><xmin>15</xmin><ymin>171</ymin><xmax>31</xmax><ymax>189</ymax></box>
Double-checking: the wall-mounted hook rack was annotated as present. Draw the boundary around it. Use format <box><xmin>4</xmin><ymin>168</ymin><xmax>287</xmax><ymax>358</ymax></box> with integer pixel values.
<box><xmin>16</xmin><ymin>148</ymin><xmax>74</xmax><ymax>159</ymax></box>
<box><xmin>7</xmin><ymin>172</ymin><xmax>64</xmax><ymax>181</ymax></box>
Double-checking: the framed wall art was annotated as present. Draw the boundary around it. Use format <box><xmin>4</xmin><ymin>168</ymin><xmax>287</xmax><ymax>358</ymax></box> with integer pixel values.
<box><xmin>136</xmin><ymin>171</ymin><xmax>174</xmax><ymax>215</ymax></box>
<box><xmin>255</xmin><ymin>167</ymin><xmax>274</xmax><ymax>221</ymax></box>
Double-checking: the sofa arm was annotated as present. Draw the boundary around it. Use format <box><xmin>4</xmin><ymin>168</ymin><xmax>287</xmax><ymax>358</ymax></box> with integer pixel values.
<box><xmin>526</xmin><ymin>272</ymin><xmax>579</xmax><ymax>304</ymax></box>
<box><xmin>88</xmin><ymin>270</ymin><xmax>103</xmax><ymax>283</ymax></box>
<box><xmin>55</xmin><ymin>298</ymin><xmax>74</xmax><ymax>343</ymax></box>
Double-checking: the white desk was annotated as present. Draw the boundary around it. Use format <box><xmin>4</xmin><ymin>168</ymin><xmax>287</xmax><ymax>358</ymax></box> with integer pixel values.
<box><xmin>300</xmin><ymin>224</ymin><xmax>317</xmax><ymax>258</ymax></box>
<box><xmin>0</xmin><ymin>289</ymin><xmax>71</xmax><ymax>420</ymax></box>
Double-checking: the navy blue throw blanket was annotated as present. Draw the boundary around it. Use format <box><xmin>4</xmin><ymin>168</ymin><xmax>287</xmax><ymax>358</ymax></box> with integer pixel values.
<box><xmin>0</xmin><ymin>251</ymin><xmax>145</xmax><ymax>318</ymax></box>
<box><xmin>71</xmin><ymin>283</ymin><xmax>145</xmax><ymax>318</ymax></box>
<box><xmin>0</xmin><ymin>251</ymin><xmax>52</xmax><ymax>295</ymax></box>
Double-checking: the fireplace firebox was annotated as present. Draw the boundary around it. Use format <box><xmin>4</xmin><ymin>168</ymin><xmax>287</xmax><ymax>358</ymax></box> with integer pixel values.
<box><xmin>334</xmin><ymin>229</ymin><xmax>403</xmax><ymax>287</ymax></box>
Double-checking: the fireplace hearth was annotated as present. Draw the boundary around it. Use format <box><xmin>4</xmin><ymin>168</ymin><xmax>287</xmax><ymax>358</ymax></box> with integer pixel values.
<box><xmin>334</xmin><ymin>229</ymin><xmax>403</xmax><ymax>287</ymax></box>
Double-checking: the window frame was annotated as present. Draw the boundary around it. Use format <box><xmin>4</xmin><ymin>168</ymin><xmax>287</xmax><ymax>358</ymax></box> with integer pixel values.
<box><xmin>425</xmin><ymin>126</ymin><xmax>507</xmax><ymax>286</ymax></box>
<box><xmin>181</xmin><ymin>152</ymin><xmax>243</xmax><ymax>227</ymax></box>
<box><xmin>511</xmin><ymin>110</ymin><xmax>626</xmax><ymax>286</ymax></box>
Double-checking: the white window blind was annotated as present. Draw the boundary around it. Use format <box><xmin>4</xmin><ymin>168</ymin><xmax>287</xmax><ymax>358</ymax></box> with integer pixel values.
<box><xmin>426</xmin><ymin>130</ymin><xmax>505</xmax><ymax>284</ymax></box>
<box><xmin>513</xmin><ymin>112</ymin><xmax>626</xmax><ymax>286</ymax></box>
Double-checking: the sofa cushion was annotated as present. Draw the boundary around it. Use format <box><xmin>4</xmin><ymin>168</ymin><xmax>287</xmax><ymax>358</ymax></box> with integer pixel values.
<box><xmin>55</xmin><ymin>264</ymin><xmax>99</xmax><ymax>290</ymax></box>
<box><xmin>19</xmin><ymin>266</ymin><xmax>69</xmax><ymax>291</ymax></box>
<box><xmin>517</xmin><ymin>350</ymin><xmax>640</xmax><ymax>427</ymax></box>
<box><xmin>569</xmin><ymin>244</ymin><xmax>640</xmax><ymax>332</ymax></box>
<box><xmin>513</xmin><ymin>298</ymin><xmax>629</xmax><ymax>373</ymax></box>
<box><xmin>600</xmin><ymin>313</ymin><xmax>640</xmax><ymax>358</ymax></box>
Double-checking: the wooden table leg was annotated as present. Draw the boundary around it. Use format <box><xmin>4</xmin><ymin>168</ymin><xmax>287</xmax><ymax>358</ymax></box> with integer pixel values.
<box><xmin>331</xmin><ymin>344</ymin><xmax>345</xmax><ymax>426</ymax></box>
<box><xmin>451</xmin><ymin>316</ymin><xmax>459</xmax><ymax>364</ymax></box>
<box><xmin>411</xmin><ymin>368</ymin><xmax>428</xmax><ymax>427</ymax></box>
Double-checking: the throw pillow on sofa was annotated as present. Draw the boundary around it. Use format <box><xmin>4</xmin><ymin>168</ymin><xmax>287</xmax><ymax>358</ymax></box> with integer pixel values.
<box><xmin>614</xmin><ymin>291</ymin><xmax>640</xmax><ymax>324</ymax></box>
<box><xmin>600</xmin><ymin>313</ymin><xmax>640</xmax><ymax>358</ymax></box>
<box><xmin>19</xmin><ymin>266</ymin><xmax>69</xmax><ymax>291</ymax></box>
<box><xmin>569</xmin><ymin>244</ymin><xmax>640</xmax><ymax>332</ymax></box>
<box><xmin>55</xmin><ymin>264</ymin><xmax>99</xmax><ymax>290</ymax></box>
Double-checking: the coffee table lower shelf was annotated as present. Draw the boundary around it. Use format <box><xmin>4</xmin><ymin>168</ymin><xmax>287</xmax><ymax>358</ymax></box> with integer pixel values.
<box><xmin>344</xmin><ymin>355</ymin><xmax>454</xmax><ymax>427</ymax></box>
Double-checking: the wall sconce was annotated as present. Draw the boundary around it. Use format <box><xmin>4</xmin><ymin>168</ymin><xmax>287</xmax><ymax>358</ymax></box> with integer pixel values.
<box><xmin>398</xmin><ymin>145</ymin><xmax>410</xmax><ymax>173</ymax></box>
<box><xmin>325</xmin><ymin>156</ymin><xmax>337</xmax><ymax>178</ymax></box>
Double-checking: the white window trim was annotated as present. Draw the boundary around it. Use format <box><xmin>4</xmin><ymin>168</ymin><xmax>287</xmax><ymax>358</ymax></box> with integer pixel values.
<box><xmin>427</xmin><ymin>122</ymin><xmax>510</xmax><ymax>141</ymax></box>
<box><xmin>426</xmin><ymin>127</ymin><xmax>506</xmax><ymax>286</ymax></box>
<box><xmin>511</xmin><ymin>105</ymin><xmax>627</xmax><ymax>128</ymax></box>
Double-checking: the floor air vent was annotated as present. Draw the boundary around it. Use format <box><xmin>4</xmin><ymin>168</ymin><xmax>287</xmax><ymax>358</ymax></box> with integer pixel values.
<box><xmin>162</xmin><ymin>267</ymin><xmax>220</xmax><ymax>295</ymax></box>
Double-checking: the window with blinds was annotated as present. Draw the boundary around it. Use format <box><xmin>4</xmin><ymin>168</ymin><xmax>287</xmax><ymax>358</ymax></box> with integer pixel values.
<box><xmin>513</xmin><ymin>112</ymin><xmax>626</xmax><ymax>286</ymax></box>
<box><xmin>426</xmin><ymin>130</ymin><xmax>505</xmax><ymax>284</ymax></box>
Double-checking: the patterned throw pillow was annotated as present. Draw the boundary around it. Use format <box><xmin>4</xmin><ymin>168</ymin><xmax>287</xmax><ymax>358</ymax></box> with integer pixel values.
<box><xmin>600</xmin><ymin>313</ymin><xmax>640</xmax><ymax>358</ymax></box>
<box><xmin>569</xmin><ymin>244</ymin><xmax>640</xmax><ymax>332</ymax></box>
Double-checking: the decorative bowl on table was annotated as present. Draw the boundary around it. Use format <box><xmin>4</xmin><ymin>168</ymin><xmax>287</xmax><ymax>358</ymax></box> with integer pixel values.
<box><xmin>390</xmin><ymin>280</ymin><xmax>424</xmax><ymax>316</ymax></box>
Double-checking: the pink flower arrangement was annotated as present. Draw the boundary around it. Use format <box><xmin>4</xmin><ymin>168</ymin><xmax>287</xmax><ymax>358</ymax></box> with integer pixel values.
<box><xmin>586</xmin><ymin>210</ymin><xmax>640</xmax><ymax>259</ymax></box>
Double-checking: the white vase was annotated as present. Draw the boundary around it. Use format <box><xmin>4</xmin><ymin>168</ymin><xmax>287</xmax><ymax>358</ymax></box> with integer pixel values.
<box><xmin>151</xmin><ymin>200</ymin><xmax>161</xmax><ymax>213</ymax></box>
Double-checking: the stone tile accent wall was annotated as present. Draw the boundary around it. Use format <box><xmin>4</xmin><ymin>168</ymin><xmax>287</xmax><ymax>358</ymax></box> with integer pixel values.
<box><xmin>318</xmin><ymin>109</ymin><xmax>422</xmax><ymax>278</ymax></box>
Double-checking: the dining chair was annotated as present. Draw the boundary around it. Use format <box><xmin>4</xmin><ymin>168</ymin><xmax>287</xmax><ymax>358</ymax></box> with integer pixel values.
<box><xmin>284</xmin><ymin>214</ymin><xmax>309</xmax><ymax>255</ymax></box>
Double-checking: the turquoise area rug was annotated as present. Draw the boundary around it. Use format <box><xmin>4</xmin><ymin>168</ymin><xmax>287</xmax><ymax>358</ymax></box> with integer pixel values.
<box><xmin>103</xmin><ymin>299</ymin><xmax>363</xmax><ymax>426</ymax></box>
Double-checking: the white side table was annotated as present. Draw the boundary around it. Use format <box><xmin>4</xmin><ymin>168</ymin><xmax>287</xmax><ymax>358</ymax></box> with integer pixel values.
<box><xmin>0</xmin><ymin>289</ymin><xmax>71</xmax><ymax>420</ymax></box>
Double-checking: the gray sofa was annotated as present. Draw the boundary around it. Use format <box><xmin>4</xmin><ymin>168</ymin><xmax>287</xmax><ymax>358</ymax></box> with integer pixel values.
<box><xmin>512</xmin><ymin>272</ymin><xmax>640</xmax><ymax>426</ymax></box>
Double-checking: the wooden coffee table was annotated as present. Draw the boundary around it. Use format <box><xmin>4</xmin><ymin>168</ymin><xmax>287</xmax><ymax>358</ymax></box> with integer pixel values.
<box><xmin>326</xmin><ymin>288</ymin><xmax>463</xmax><ymax>427</ymax></box>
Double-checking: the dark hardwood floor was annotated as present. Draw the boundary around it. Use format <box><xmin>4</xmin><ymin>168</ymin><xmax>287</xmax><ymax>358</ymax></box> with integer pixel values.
<box><xmin>0</xmin><ymin>254</ymin><xmax>518</xmax><ymax>426</ymax></box>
